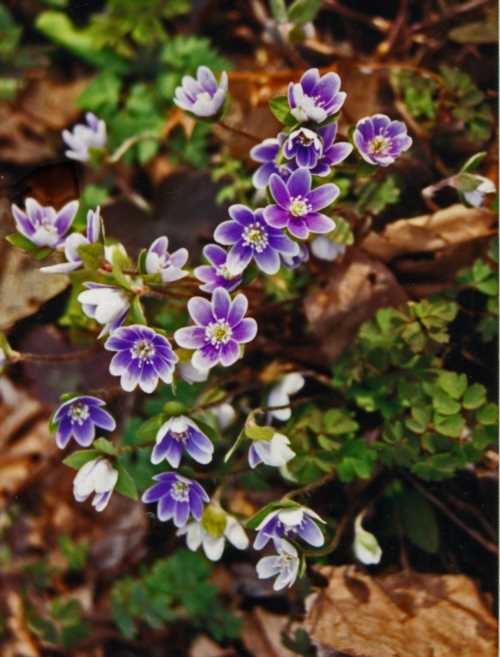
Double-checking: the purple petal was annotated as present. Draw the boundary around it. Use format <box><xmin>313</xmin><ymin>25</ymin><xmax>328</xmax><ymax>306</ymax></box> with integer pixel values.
<box><xmin>298</xmin><ymin>516</ymin><xmax>324</xmax><ymax>547</ymax></box>
<box><xmin>158</xmin><ymin>495</ymin><xmax>176</xmax><ymax>521</ymax></box>
<box><xmin>188</xmin><ymin>296</ymin><xmax>214</xmax><ymax>326</ymax></box>
<box><xmin>214</xmin><ymin>220</ymin><xmax>242</xmax><ymax>245</ymax></box>
<box><xmin>252</xmin><ymin>162</ymin><xmax>277</xmax><ymax>190</ymax></box>
<box><xmin>325</xmin><ymin>142</ymin><xmax>353</xmax><ymax>166</ymax></box>
<box><xmin>55</xmin><ymin>200</ymin><xmax>79</xmax><ymax>235</ymax></box>
<box><xmin>73</xmin><ymin>418</ymin><xmax>95</xmax><ymax>447</ymax></box>
<box><xmin>227</xmin><ymin>293</ymin><xmax>248</xmax><ymax>326</ymax></box>
<box><xmin>189</xmin><ymin>490</ymin><xmax>205</xmax><ymax>520</ymax></box>
<box><xmin>109</xmin><ymin>350</ymin><xmax>132</xmax><ymax>376</ymax></box>
<box><xmin>89</xmin><ymin>407</ymin><xmax>116</xmax><ymax>431</ymax></box>
<box><xmin>307</xmin><ymin>183</ymin><xmax>339</xmax><ymax>211</ymax></box>
<box><xmin>306</xmin><ymin>212</ymin><xmax>335</xmax><ymax>234</ymax></box>
<box><xmin>232</xmin><ymin>318</ymin><xmax>257</xmax><ymax>343</ymax></box>
<box><xmin>288</xmin><ymin>218</ymin><xmax>309</xmax><ymax>240</ymax></box>
<box><xmin>220</xmin><ymin>340</ymin><xmax>240</xmax><ymax>367</ymax></box>
<box><xmin>174</xmin><ymin>326</ymin><xmax>206</xmax><ymax>349</ymax></box>
<box><xmin>269</xmin><ymin>174</ymin><xmax>291</xmax><ymax>208</ymax></box>
<box><xmin>228</xmin><ymin>204</ymin><xmax>255</xmax><ymax>226</ymax></box>
<box><xmin>300</xmin><ymin>68</ymin><xmax>320</xmax><ymax>94</ymax></box>
<box><xmin>268</xmin><ymin>232</ymin><xmax>299</xmax><ymax>255</ymax></box>
<box><xmin>212</xmin><ymin>287</ymin><xmax>231</xmax><ymax>320</ymax></box>
<box><xmin>255</xmin><ymin>247</ymin><xmax>280</xmax><ymax>274</ymax></box>
<box><xmin>174</xmin><ymin>501</ymin><xmax>190</xmax><ymax>527</ymax></box>
<box><xmin>319</xmin><ymin>123</ymin><xmax>337</xmax><ymax>147</ymax></box>
<box><xmin>203</xmin><ymin>244</ymin><xmax>227</xmax><ymax>267</ymax></box>
<box><xmin>226</xmin><ymin>243</ymin><xmax>252</xmax><ymax>274</ymax></box>
<box><xmin>314</xmin><ymin>72</ymin><xmax>341</xmax><ymax>102</ymax></box>
<box><xmin>263</xmin><ymin>205</ymin><xmax>289</xmax><ymax>229</ymax></box>
<box><xmin>288</xmin><ymin>168</ymin><xmax>311</xmax><ymax>198</ymax></box>
<box><xmin>198</xmin><ymin>66</ymin><xmax>217</xmax><ymax>94</ymax></box>
<box><xmin>12</xmin><ymin>205</ymin><xmax>35</xmax><ymax>237</ymax></box>
<box><xmin>250</xmin><ymin>139</ymin><xmax>280</xmax><ymax>163</ymax></box>
<box><xmin>56</xmin><ymin>417</ymin><xmax>73</xmax><ymax>449</ymax></box>
<box><xmin>192</xmin><ymin>344</ymin><xmax>219</xmax><ymax>370</ymax></box>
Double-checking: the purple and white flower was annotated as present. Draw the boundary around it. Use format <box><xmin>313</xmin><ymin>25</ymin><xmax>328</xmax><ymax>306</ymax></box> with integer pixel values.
<box><xmin>78</xmin><ymin>283</ymin><xmax>129</xmax><ymax>337</ymax></box>
<box><xmin>249</xmin><ymin>133</ymin><xmax>291</xmax><ymax>190</ymax></box>
<box><xmin>214</xmin><ymin>205</ymin><xmax>299</xmax><ymax>275</ymax></box>
<box><xmin>354</xmin><ymin>114</ymin><xmax>412</xmax><ymax>166</ymax></box>
<box><xmin>282</xmin><ymin>243</ymin><xmax>309</xmax><ymax>270</ymax></box>
<box><xmin>177</xmin><ymin>506</ymin><xmax>249</xmax><ymax>561</ymax></box>
<box><xmin>105</xmin><ymin>324</ymin><xmax>178</xmax><ymax>393</ymax></box>
<box><xmin>11</xmin><ymin>197</ymin><xmax>79</xmax><ymax>248</ymax></box>
<box><xmin>268</xmin><ymin>372</ymin><xmax>305</xmax><ymax>422</ymax></box>
<box><xmin>256</xmin><ymin>539</ymin><xmax>300</xmax><ymax>590</ymax></box>
<box><xmin>310</xmin><ymin>236</ymin><xmax>345</xmax><ymax>262</ymax></box>
<box><xmin>73</xmin><ymin>457</ymin><xmax>118</xmax><ymax>512</ymax></box>
<box><xmin>151</xmin><ymin>415</ymin><xmax>214</xmax><ymax>468</ymax></box>
<box><xmin>174</xmin><ymin>66</ymin><xmax>228</xmax><ymax>118</ymax></box>
<box><xmin>194</xmin><ymin>244</ymin><xmax>242</xmax><ymax>293</ymax></box>
<box><xmin>287</xmin><ymin>123</ymin><xmax>352</xmax><ymax>176</ymax></box>
<box><xmin>41</xmin><ymin>207</ymin><xmax>101</xmax><ymax>274</ymax></box>
<box><xmin>453</xmin><ymin>173</ymin><xmax>496</xmax><ymax>208</ymax></box>
<box><xmin>174</xmin><ymin>288</ymin><xmax>257</xmax><ymax>370</ymax></box>
<box><xmin>288</xmin><ymin>68</ymin><xmax>346</xmax><ymax>124</ymax></box>
<box><xmin>53</xmin><ymin>395</ymin><xmax>116</xmax><ymax>449</ymax></box>
<box><xmin>142</xmin><ymin>472</ymin><xmax>209</xmax><ymax>527</ymax></box>
<box><xmin>264</xmin><ymin>168</ymin><xmax>338</xmax><ymax>240</ymax></box>
<box><xmin>254</xmin><ymin>506</ymin><xmax>325</xmax><ymax>550</ymax></box>
<box><xmin>145</xmin><ymin>236</ymin><xmax>189</xmax><ymax>283</ymax></box>
<box><xmin>62</xmin><ymin>112</ymin><xmax>107</xmax><ymax>162</ymax></box>
<box><xmin>283</xmin><ymin>127</ymin><xmax>323</xmax><ymax>168</ymax></box>
<box><xmin>248</xmin><ymin>432</ymin><xmax>295</xmax><ymax>469</ymax></box>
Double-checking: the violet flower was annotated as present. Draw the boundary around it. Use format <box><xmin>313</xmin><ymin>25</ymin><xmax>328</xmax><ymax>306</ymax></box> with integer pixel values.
<box><xmin>41</xmin><ymin>207</ymin><xmax>101</xmax><ymax>274</ymax></box>
<box><xmin>142</xmin><ymin>472</ymin><xmax>209</xmax><ymax>527</ymax></box>
<box><xmin>249</xmin><ymin>133</ymin><xmax>291</xmax><ymax>190</ymax></box>
<box><xmin>214</xmin><ymin>205</ymin><xmax>299</xmax><ymax>275</ymax></box>
<box><xmin>104</xmin><ymin>324</ymin><xmax>178</xmax><ymax>394</ymax></box>
<box><xmin>354</xmin><ymin>114</ymin><xmax>412</xmax><ymax>166</ymax></box>
<box><xmin>11</xmin><ymin>197</ymin><xmax>79</xmax><ymax>249</ymax></box>
<box><xmin>256</xmin><ymin>539</ymin><xmax>300</xmax><ymax>590</ymax></box>
<box><xmin>151</xmin><ymin>415</ymin><xmax>214</xmax><ymax>468</ymax></box>
<box><xmin>174</xmin><ymin>66</ymin><xmax>228</xmax><ymax>118</ymax></box>
<box><xmin>283</xmin><ymin>127</ymin><xmax>323</xmax><ymax>168</ymax></box>
<box><xmin>145</xmin><ymin>236</ymin><xmax>189</xmax><ymax>283</ymax></box>
<box><xmin>287</xmin><ymin>123</ymin><xmax>352</xmax><ymax>176</ymax></box>
<box><xmin>264</xmin><ymin>168</ymin><xmax>338</xmax><ymax>240</ymax></box>
<box><xmin>174</xmin><ymin>288</ymin><xmax>257</xmax><ymax>370</ymax></box>
<box><xmin>288</xmin><ymin>68</ymin><xmax>346</xmax><ymax>124</ymax></box>
<box><xmin>53</xmin><ymin>395</ymin><xmax>115</xmax><ymax>449</ymax></box>
<box><xmin>194</xmin><ymin>244</ymin><xmax>242</xmax><ymax>293</ymax></box>
<box><xmin>282</xmin><ymin>243</ymin><xmax>309</xmax><ymax>270</ymax></box>
<box><xmin>62</xmin><ymin>113</ymin><xmax>107</xmax><ymax>162</ymax></box>
<box><xmin>73</xmin><ymin>457</ymin><xmax>118</xmax><ymax>512</ymax></box>
<box><xmin>78</xmin><ymin>283</ymin><xmax>129</xmax><ymax>337</ymax></box>
<box><xmin>254</xmin><ymin>506</ymin><xmax>325</xmax><ymax>550</ymax></box>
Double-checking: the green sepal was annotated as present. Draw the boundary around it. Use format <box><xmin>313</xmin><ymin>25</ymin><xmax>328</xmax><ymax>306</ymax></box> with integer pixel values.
<box><xmin>94</xmin><ymin>437</ymin><xmax>117</xmax><ymax>456</ymax></box>
<box><xmin>63</xmin><ymin>449</ymin><xmax>100</xmax><ymax>469</ymax></box>
<box><xmin>136</xmin><ymin>414</ymin><xmax>165</xmax><ymax>442</ymax></box>
<box><xmin>115</xmin><ymin>463</ymin><xmax>138</xmax><ymax>500</ymax></box>
<box><xmin>130</xmin><ymin>296</ymin><xmax>147</xmax><ymax>325</ymax></box>
<box><xmin>223</xmin><ymin>428</ymin><xmax>246</xmax><ymax>463</ymax></box>
<box><xmin>6</xmin><ymin>233</ymin><xmax>52</xmax><ymax>260</ymax></box>
<box><xmin>246</xmin><ymin>500</ymin><xmax>301</xmax><ymax>530</ymax></box>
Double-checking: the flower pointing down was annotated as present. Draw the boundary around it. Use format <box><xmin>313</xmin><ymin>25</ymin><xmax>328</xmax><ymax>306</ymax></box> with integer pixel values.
<box><xmin>73</xmin><ymin>457</ymin><xmax>118</xmax><ymax>512</ymax></box>
<box><xmin>53</xmin><ymin>395</ymin><xmax>116</xmax><ymax>449</ymax></box>
<box><xmin>256</xmin><ymin>539</ymin><xmax>300</xmax><ymax>591</ymax></box>
<box><xmin>248</xmin><ymin>432</ymin><xmax>295</xmax><ymax>469</ymax></box>
<box><xmin>254</xmin><ymin>506</ymin><xmax>325</xmax><ymax>549</ymax></box>
<box><xmin>142</xmin><ymin>472</ymin><xmax>209</xmax><ymax>527</ymax></box>
<box><xmin>78</xmin><ymin>283</ymin><xmax>129</xmax><ymax>338</ymax></box>
<box><xmin>151</xmin><ymin>415</ymin><xmax>214</xmax><ymax>468</ymax></box>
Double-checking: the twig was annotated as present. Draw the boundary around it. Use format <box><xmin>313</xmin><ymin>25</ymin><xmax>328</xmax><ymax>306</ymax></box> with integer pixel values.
<box><xmin>218</xmin><ymin>121</ymin><xmax>261</xmax><ymax>143</ymax></box>
<box><xmin>11</xmin><ymin>348</ymin><xmax>99</xmax><ymax>364</ymax></box>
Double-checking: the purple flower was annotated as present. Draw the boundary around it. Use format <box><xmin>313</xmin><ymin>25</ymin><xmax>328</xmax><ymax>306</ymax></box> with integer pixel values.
<box><xmin>145</xmin><ymin>236</ymin><xmax>189</xmax><ymax>283</ymax></box>
<box><xmin>264</xmin><ymin>169</ymin><xmax>338</xmax><ymax>240</ymax></box>
<box><xmin>287</xmin><ymin>123</ymin><xmax>352</xmax><ymax>176</ymax></box>
<box><xmin>151</xmin><ymin>415</ymin><xmax>214</xmax><ymax>468</ymax></box>
<box><xmin>174</xmin><ymin>288</ymin><xmax>257</xmax><ymax>370</ymax></box>
<box><xmin>78</xmin><ymin>283</ymin><xmax>129</xmax><ymax>338</ymax></box>
<box><xmin>254</xmin><ymin>506</ymin><xmax>325</xmax><ymax>550</ymax></box>
<box><xmin>141</xmin><ymin>472</ymin><xmax>209</xmax><ymax>527</ymax></box>
<box><xmin>105</xmin><ymin>324</ymin><xmax>178</xmax><ymax>393</ymax></box>
<box><xmin>288</xmin><ymin>68</ymin><xmax>346</xmax><ymax>124</ymax></box>
<box><xmin>194</xmin><ymin>244</ymin><xmax>242</xmax><ymax>293</ymax></box>
<box><xmin>63</xmin><ymin>113</ymin><xmax>107</xmax><ymax>162</ymax></box>
<box><xmin>11</xmin><ymin>197</ymin><xmax>79</xmax><ymax>248</ymax></box>
<box><xmin>282</xmin><ymin>243</ymin><xmax>309</xmax><ymax>270</ymax></box>
<box><xmin>174</xmin><ymin>66</ymin><xmax>228</xmax><ymax>118</ymax></box>
<box><xmin>41</xmin><ymin>207</ymin><xmax>101</xmax><ymax>274</ymax></box>
<box><xmin>53</xmin><ymin>395</ymin><xmax>116</xmax><ymax>449</ymax></box>
<box><xmin>214</xmin><ymin>205</ymin><xmax>299</xmax><ymax>275</ymax></box>
<box><xmin>250</xmin><ymin>133</ymin><xmax>291</xmax><ymax>190</ymax></box>
<box><xmin>283</xmin><ymin>127</ymin><xmax>323</xmax><ymax>168</ymax></box>
<box><xmin>354</xmin><ymin>114</ymin><xmax>412</xmax><ymax>166</ymax></box>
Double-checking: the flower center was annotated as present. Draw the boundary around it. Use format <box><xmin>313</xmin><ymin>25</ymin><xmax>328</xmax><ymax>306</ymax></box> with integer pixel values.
<box><xmin>68</xmin><ymin>403</ymin><xmax>90</xmax><ymax>425</ymax></box>
<box><xmin>205</xmin><ymin>320</ymin><xmax>232</xmax><ymax>346</ymax></box>
<box><xmin>242</xmin><ymin>222</ymin><xmax>268</xmax><ymax>253</ymax></box>
<box><xmin>217</xmin><ymin>265</ymin><xmax>235</xmax><ymax>280</ymax></box>
<box><xmin>369</xmin><ymin>135</ymin><xmax>391</xmax><ymax>154</ymax></box>
<box><xmin>289</xmin><ymin>196</ymin><xmax>311</xmax><ymax>217</ymax></box>
<box><xmin>131</xmin><ymin>339</ymin><xmax>156</xmax><ymax>362</ymax></box>
<box><xmin>171</xmin><ymin>430</ymin><xmax>189</xmax><ymax>443</ymax></box>
<box><xmin>196</xmin><ymin>91</ymin><xmax>214</xmax><ymax>103</ymax></box>
<box><xmin>171</xmin><ymin>480</ymin><xmax>190</xmax><ymax>502</ymax></box>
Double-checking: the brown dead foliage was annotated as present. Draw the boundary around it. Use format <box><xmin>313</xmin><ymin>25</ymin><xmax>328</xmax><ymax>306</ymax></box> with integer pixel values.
<box><xmin>242</xmin><ymin>608</ymin><xmax>298</xmax><ymax>657</ymax></box>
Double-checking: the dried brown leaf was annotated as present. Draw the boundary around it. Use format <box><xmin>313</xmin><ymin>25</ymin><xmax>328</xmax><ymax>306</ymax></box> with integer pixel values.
<box><xmin>242</xmin><ymin>608</ymin><xmax>297</xmax><ymax>657</ymax></box>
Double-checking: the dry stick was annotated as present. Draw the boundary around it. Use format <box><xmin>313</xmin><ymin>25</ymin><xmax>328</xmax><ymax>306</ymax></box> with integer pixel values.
<box><xmin>217</xmin><ymin>121</ymin><xmax>261</xmax><ymax>143</ymax></box>
<box><xmin>11</xmin><ymin>348</ymin><xmax>99</xmax><ymax>364</ymax></box>
<box><xmin>410</xmin><ymin>0</ymin><xmax>491</xmax><ymax>33</ymax></box>
<box><xmin>322</xmin><ymin>0</ymin><xmax>389</xmax><ymax>32</ymax></box>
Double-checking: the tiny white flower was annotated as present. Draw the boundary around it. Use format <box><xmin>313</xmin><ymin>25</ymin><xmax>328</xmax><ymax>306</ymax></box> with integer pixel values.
<box><xmin>145</xmin><ymin>236</ymin><xmax>189</xmax><ymax>283</ymax></box>
<box><xmin>353</xmin><ymin>511</ymin><xmax>382</xmax><ymax>565</ymax></box>
<box><xmin>77</xmin><ymin>284</ymin><xmax>129</xmax><ymax>337</ymax></box>
<box><xmin>62</xmin><ymin>112</ymin><xmax>107</xmax><ymax>162</ymax></box>
<box><xmin>248</xmin><ymin>432</ymin><xmax>296</xmax><ymax>469</ymax></box>
<box><xmin>268</xmin><ymin>372</ymin><xmax>305</xmax><ymax>422</ymax></box>
<box><xmin>177</xmin><ymin>506</ymin><xmax>249</xmax><ymax>561</ymax></box>
<box><xmin>178</xmin><ymin>361</ymin><xmax>210</xmax><ymax>384</ymax></box>
<box><xmin>73</xmin><ymin>457</ymin><xmax>118</xmax><ymax>512</ymax></box>
<box><xmin>462</xmin><ymin>175</ymin><xmax>496</xmax><ymax>208</ymax></box>
<box><xmin>211</xmin><ymin>402</ymin><xmax>236</xmax><ymax>430</ymax></box>
<box><xmin>310</xmin><ymin>236</ymin><xmax>346</xmax><ymax>262</ymax></box>
<box><xmin>256</xmin><ymin>539</ymin><xmax>300</xmax><ymax>590</ymax></box>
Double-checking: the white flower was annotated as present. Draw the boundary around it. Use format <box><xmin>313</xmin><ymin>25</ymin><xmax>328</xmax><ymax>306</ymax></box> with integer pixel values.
<box><xmin>0</xmin><ymin>348</ymin><xmax>6</xmax><ymax>374</ymax></box>
<box><xmin>310</xmin><ymin>237</ymin><xmax>346</xmax><ymax>262</ymax></box>
<box><xmin>145</xmin><ymin>236</ymin><xmax>189</xmax><ymax>283</ymax></box>
<box><xmin>248</xmin><ymin>432</ymin><xmax>296</xmax><ymax>469</ymax></box>
<box><xmin>174</xmin><ymin>66</ymin><xmax>228</xmax><ymax>118</ymax></box>
<box><xmin>77</xmin><ymin>284</ymin><xmax>129</xmax><ymax>337</ymax></box>
<box><xmin>268</xmin><ymin>372</ymin><xmax>305</xmax><ymax>422</ymax></box>
<box><xmin>353</xmin><ymin>512</ymin><xmax>382</xmax><ymax>565</ymax></box>
<box><xmin>62</xmin><ymin>112</ymin><xmax>107</xmax><ymax>162</ymax></box>
<box><xmin>256</xmin><ymin>539</ymin><xmax>300</xmax><ymax>590</ymax></box>
<box><xmin>211</xmin><ymin>402</ymin><xmax>236</xmax><ymax>430</ymax></box>
<box><xmin>177</xmin><ymin>507</ymin><xmax>249</xmax><ymax>561</ymax></box>
<box><xmin>104</xmin><ymin>242</ymin><xmax>129</xmax><ymax>265</ymax></box>
<box><xmin>73</xmin><ymin>457</ymin><xmax>118</xmax><ymax>512</ymax></box>
<box><xmin>178</xmin><ymin>361</ymin><xmax>210</xmax><ymax>384</ymax></box>
<box><xmin>462</xmin><ymin>175</ymin><xmax>496</xmax><ymax>208</ymax></box>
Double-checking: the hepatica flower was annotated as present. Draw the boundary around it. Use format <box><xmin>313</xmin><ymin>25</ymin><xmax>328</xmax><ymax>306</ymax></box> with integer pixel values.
<box><xmin>310</xmin><ymin>236</ymin><xmax>346</xmax><ymax>262</ymax></box>
<box><xmin>288</xmin><ymin>68</ymin><xmax>346</xmax><ymax>124</ymax></box>
<box><xmin>105</xmin><ymin>325</ymin><xmax>178</xmax><ymax>393</ymax></box>
<box><xmin>53</xmin><ymin>395</ymin><xmax>116</xmax><ymax>449</ymax></box>
<box><xmin>151</xmin><ymin>415</ymin><xmax>214</xmax><ymax>468</ymax></box>
<box><xmin>354</xmin><ymin>114</ymin><xmax>412</xmax><ymax>166</ymax></box>
<box><xmin>264</xmin><ymin>168</ymin><xmax>338</xmax><ymax>240</ymax></box>
<box><xmin>194</xmin><ymin>244</ymin><xmax>242</xmax><ymax>293</ymax></box>
<box><xmin>142</xmin><ymin>472</ymin><xmax>209</xmax><ymax>527</ymax></box>
<box><xmin>248</xmin><ymin>432</ymin><xmax>295</xmax><ymax>469</ymax></box>
<box><xmin>73</xmin><ymin>457</ymin><xmax>118</xmax><ymax>512</ymax></box>
<box><xmin>268</xmin><ymin>372</ymin><xmax>305</xmax><ymax>422</ymax></box>
<box><xmin>41</xmin><ymin>207</ymin><xmax>101</xmax><ymax>274</ymax></box>
<box><xmin>283</xmin><ymin>127</ymin><xmax>323</xmax><ymax>168</ymax></box>
<box><xmin>175</xmin><ymin>288</ymin><xmax>257</xmax><ymax>370</ymax></box>
<box><xmin>249</xmin><ymin>133</ymin><xmax>291</xmax><ymax>189</ymax></box>
<box><xmin>78</xmin><ymin>283</ymin><xmax>129</xmax><ymax>337</ymax></box>
<box><xmin>282</xmin><ymin>243</ymin><xmax>309</xmax><ymax>270</ymax></box>
<box><xmin>256</xmin><ymin>539</ymin><xmax>300</xmax><ymax>591</ymax></box>
<box><xmin>63</xmin><ymin>112</ymin><xmax>107</xmax><ymax>162</ymax></box>
<box><xmin>174</xmin><ymin>66</ymin><xmax>228</xmax><ymax>118</ymax></box>
<box><xmin>11</xmin><ymin>197</ymin><xmax>78</xmax><ymax>248</ymax></box>
<box><xmin>145</xmin><ymin>236</ymin><xmax>189</xmax><ymax>283</ymax></box>
<box><xmin>254</xmin><ymin>506</ymin><xmax>325</xmax><ymax>550</ymax></box>
<box><xmin>214</xmin><ymin>205</ymin><xmax>299</xmax><ymax>275</ymax></box>
<box><xmin>288</xmin><ymin>123</ymin><xmax>352</xmax><ymax>176</ymax></box>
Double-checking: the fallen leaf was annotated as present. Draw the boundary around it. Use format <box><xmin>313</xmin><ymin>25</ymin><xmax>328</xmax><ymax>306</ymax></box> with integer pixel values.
<box><xmin>242</xmin><ymin>608</ymin><xmax>297</xmax><ymax>657</ymax></box>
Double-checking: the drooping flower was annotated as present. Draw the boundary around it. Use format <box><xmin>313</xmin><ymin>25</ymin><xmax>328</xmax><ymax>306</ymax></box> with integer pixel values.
<box><xmin>248</xmin><ymin>432</ymin><xmax>295</xmax><ymax>469</ymax></box>
<box><xmin>264</xmin><ymin>169</ymin><xmax>338</xmax><ymax>240</ymax></box>
<box><xmin>177</xmin><ymin>505</ymin><xmax>249</xmax><ymax>561</ymax></box>
<box><xmin>254</xmin><ymin>506</ymin><xmax>325</xmax><ymax>550</ymax></box>
<box><xmin>174</xmin><ymin>288</ymin><xmax>257</xmax><ymax>370</ymax></box>
<box><xmin>211</xmin><ymin>402</ymin><xmax>236</xmax><ymax>430</ymax></box>
<box><xmin>78</xmin><ymin>283</ymin><xmax>129</xmax><ymax>337</ymax></box>
<box><xmin>142</xmin><ymin>472</ymin><xmax>209</xmax><ymax>527</ymax></box>
<box><xmin>256</xmin><ymin>539</ymin><xmax>300</xmax><ymax>590</ymax></box>
<box><xmin>11</xmin><ymin>197</ymin><xmax>79</xmax><ymax>248</ymax></box>
<box><xmin>287</xmin><ymin>123</ymin><xmax>353</xmax><ymax>176</ymax></box>
<box><xmin>145</xmin><ymin>236</ymin><xmax>189</xmax><ymax>283</ymax></box>
<box><xmin>288</xmin><ymin>68</ymin><xmax>346</xmax><ymax>124</ymax></box>
<box><xmin>310</xmin><ymin>236</ymin><xmax>346</xmax><ymax>261</ymax></box>
<box><xmin>282</xmin><ymin>243</ymin><xmax>309</xmax><ymax>270</ymax></box>
<box><xmin>354</xmin><ymin>114</ymin><xmax>412</xmax><ymax>166</ymax></box>
<box><xmin>353</xmin><ymin>511</ymin><xmax>382</xmax><ymax>565</ymax></box>
<box><xmin>214</xmin><ymin>205</ymin><xmax>299</xmax><ymax>275</ymax></box>
<box><xmin>62</xmin><ymin>112</ymin><xmax>107</xmax><ymax>162</ymax></box>
<box><xmin>283</xmin><ymin>127</ymin><xmax>323</xmax><ymax>168</ymax></box>
<box><xmin>104</xmin><ymin>324</ymin><xmax>178</xmax><ymax>393</ymax></box>
<box><xmin>151</xmin><ymin>415</ymin><xmax>214</xmax><ymax>468</ymax></box>
<box><xmin>73</xmin><ymin>457</ymin><xmax>118</xmax><ymax>512</ymax></box>
<box><xmin>174</xmin><ymin>66</ymin><xmax>228</xmax><ymax>118</ymax></box>
<box><xmin>453</xmin><ymin>173</ymin><xmax>496</xmax><ymax>208</ymax></box>
<box><xmin>249</xmin><ymin>133</ymin><xmax>291</xmax><ymax>189</ymax></box>
<box><xmin>178</xmin><ymin>361</ymin><xmax>209</xmax><ymax>384</ymax></box>
<box><xmin>41</xmin><ymin>207</ymin><xmax>101</xmax><ymax>274</ymax></box>
<box><xmin>194</xmin><ymin>244</ymin><xmax>242</xmax><ymax>293</ymax></box>
<box><xmin>267</xmin><ymin>372</ymin><xmax>305</xmax><ymax>422</ymax></box>
<box><xmin>53</xmin><ymin>395</ymin><xmax>116</xmax><ymax>449</ymax></box>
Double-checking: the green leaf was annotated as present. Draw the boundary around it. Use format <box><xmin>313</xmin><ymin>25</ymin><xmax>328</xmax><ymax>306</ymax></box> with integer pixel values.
<box><xmin>462</xmin><ymin>383</ymin><xmax>486</xmax><ymax>410</ymax></box>
<box><xmin>432</xmin><ymin>389</ymin><xmax>461</xmax><ymax>415</ymax></box>
<box><xmin>288</xmin><ymin>0</ymin><xmax>322</xmax><ymax>25</ymax></box>
<box><xmin>400</xmin><ymin>489</ymin><xmax>439</xmax><ymax>553</ymax></box>
<box><xmin>436</xmin><ymin>372</ymin><xmax>467</xmax><ymax>399</ymax></box>
<box><xmin>460</xmin><ymin>151</ymin><xmax>486</xmax><ymax>173</ymax></box>
<box><xmin>78</xmin><ymin>71</ymin><xmax>122</xmax><ymax>112</ymax></box>
<box><xmin>78</xmin><ymin>242</ymin><xmax>104</xmax><ymax>270</ymax></box>
<box><xmin>5</xmin><ymin>233</ymin><xmax>52</xmax><ymax>260</ymax></box>
<box><xmin>94</xmin><ymin>437</ymin><xmax>117</xmax><ymax>455</ymax></box>
<box><xmin>136</xmin><ymin>414</ymin><xmax>165</xmax><ymax>442</ymax></box>
<box><xmin>476</xmin><ymin>403</ymin><xmax>498</xmax><ymax>426</ymax></box>
<box><xmin>130</xmin><ymin>296</ymin><xmax>147</xmax><ymax>324</ymax></box>
<box><xmin>269</xmin><ymin>96</ymin><xmax>294</xmax><ymax>125</ymax></box>
<box><xmin>63</xmin><ymin>449</ymin><xmax>99</xmax><ymax>469</ymax></box>
<box><xmin>433</xmin><ymin>413</ymin><xmax>465</xmax><ymax>438</ymax></box>
<box><xmin>323</xmin><ymin>408</ymin><xmax>358</xmax><ymax>435</ymax></box>
<box><xmin>246</xmin><ymin>500</ymin><xmax>300</xmax><ymax>529</ymax></box>
<box><xmin>270</xmin><ymin>0</ymin><xmax>288</xmax><ymax>21</ymax></box>
<box><xmin>115</xmin><ymin>463</ymin><xmax>139</xmax><ymax>500</ymax></box>
<box><xmin>245</xmin><ymin>423</ymin><xmax>275</xmax><ymax>441</ymax></box>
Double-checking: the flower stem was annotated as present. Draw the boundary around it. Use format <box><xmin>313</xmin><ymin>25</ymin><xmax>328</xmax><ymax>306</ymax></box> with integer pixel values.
<box><xmin>217</xmin><ymin>121</ymin><xmax>261</xmax><ymax>143</ymax></box>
